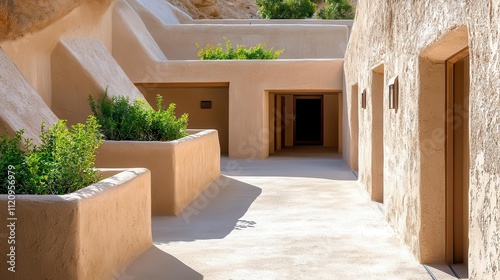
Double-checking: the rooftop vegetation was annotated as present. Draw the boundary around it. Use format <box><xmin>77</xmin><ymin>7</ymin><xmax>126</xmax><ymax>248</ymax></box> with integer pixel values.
<box><xmin>197</xmin><ymin>37</ymin><xmax>283</xmax><ymax>60</ymax></box>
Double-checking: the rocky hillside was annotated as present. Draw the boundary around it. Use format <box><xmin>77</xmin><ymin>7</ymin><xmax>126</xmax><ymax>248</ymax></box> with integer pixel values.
<box><xmin>166</xmin><ymin>0</ymin><xmax>357</xmax><ymax>20</ymax></box>
<box><xmin>166</xmin><ymin>0</ymin><xmax>259</xmax><ymax>19</ymax></box>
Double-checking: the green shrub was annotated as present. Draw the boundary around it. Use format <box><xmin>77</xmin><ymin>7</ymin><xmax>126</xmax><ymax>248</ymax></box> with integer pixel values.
<box><xmin>317</xmin><ymin>0</ymin><xmax>354</xmax><ymax>19</ymax></box>
<box><xmin>255</xmin><ymin>0</ymin><xmax>316</xmax><ymax>19</ymax></box>
<box><xmin>0</xmin><ymin>117</ymin><xmax>104</xmax><ymax>195</ymax></box>
<box><xmin>89</xmin><ymin>90</ymin><xmax>189</xmax><ymax>141</ymax></box>
<box><xmin>197</xmin><ymin>37</ymin><xmax>283</xmax><ymax>60</ymax></box>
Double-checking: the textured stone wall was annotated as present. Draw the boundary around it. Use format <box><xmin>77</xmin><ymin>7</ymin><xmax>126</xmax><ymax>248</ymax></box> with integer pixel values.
<box><xmin>466</xmin><ymin>1</ymin><xmax>500</xmax><ymax>278</ymax></box>
<box><xmin>0</xmin><ymin>0</ymin><xmax>111</xmax><ymax>41</ymax></box>
<box><xmin>345</xmin><ymin>0</ymin><xmax>500</xmax><ymax>277</ymax></box>
<box><xmin>166</xmin><ymin>0</ymin><xmax>258</xmax><ymax>19</ymax></box>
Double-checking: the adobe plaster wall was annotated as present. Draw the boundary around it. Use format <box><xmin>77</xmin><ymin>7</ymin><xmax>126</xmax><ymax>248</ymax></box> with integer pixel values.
<box><xmin>149</xmin><ymin>24</ymin><xmax>348</xmax><ymax>60</ymax></box>
<box><xmin>324</xmin><ymin>94</ymin><xmax>340</xmax><ymax>148</ymax></box>
<box><xmin>467</xmin><ymin>1</ymin><xmax>500</xmax><ymax>278</ymax></box>
<box><xmin>345</xmin><ymin>0</ymin><xmax>500</xmax><ymax>277</ymax></box>
<box><xmin>0</xmin><ymin>0</ymin><xmax>348</xmax><ymax>161</ymax></box>
<box><xmin>0</xmin><ymin>49</ymin><xmax>58</xmax><ymax>142</ymax></box>
<box><xmin>51</xmin><ymin>37</ymin><xmax>144</xmax><ymax>125</ymax></box>
<box><xmin>128</xmin><ymin>0</ymin><xmax>348</xmax><ymax>60</ymax></box>
<box><xmin>95</xmin><ymin>130</ymin><xmax>221</xmax><ymax>215</ymax></box>
<box><xmin>0</xmin><ymin>168</ymin><xmax>152</xmax><ymax>280</ymax></box>
<box><xmin>112</xmin><ymin>0</ymin><xmax>346</xmax><ymax>159</ymax></box>
<box><xmin>138</xmin><ymin>84</ymin><xmax>230</xmax><ymax>154</ymax></box>
<box><xmin>0</xmin><ymin>0</ymin><xmax>114</xmax><ymax>107</ymax></box>
<box><xmin>0</xmin><ymin>0</ymin><xmax>112</xmax><ymax>41</ymax></box>
<box><xmin>0</xmin><ymin>0</ymin><xmax>116</xmax><ymax>141</ymax></box>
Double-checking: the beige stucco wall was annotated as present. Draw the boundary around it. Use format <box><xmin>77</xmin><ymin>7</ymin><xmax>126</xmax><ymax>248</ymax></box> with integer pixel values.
<box><xmin>51</xmin><ymin>37</ymin><xmax>144</xmax><ymax>125</ymax></box>
<box><xmin>0</xmin><ymin>0</ymin><xmax>116</xmax><ymax>140</ymax></box>
<box><xmin>269</xmin><ymin>93</ymin><xmax>275</xmax><ymax>154</ymax></box>
<box><xmin>118</xmin><ymin>59</ymin><xmax>344</xmax><ymax>159</ymax></box>
<box><xmin>344</xmin><ymin>83</ymin><xmax>358</xmax><ymax>171</ymax></box>
<box><xmin>0</xmin><ymin>0</ymin><xmax>114</xmax><ymax>107</ymax></box>
<box><xmin>145</xmin><ymin>24</ymin><xmax>348</xmax><ymax>60</ymax></box>
<box><xmin>0</xmin><ymin>0</ymin><xmax>112</xmax><ymax>41</ymax></box>
<box><xmin>95</xmin><ymin>130</ymin><xmax>221</xmax><ymax>215</ymax></box>
<box><xmin>467</xmin><ymin>2</ymin><xmax>500</xmax><ymax>276</ymax></box>
<box><xmin>0</xmin><ymin>0</ymin><xmax>348</xmax><ymax>160</ymax></box>
<box><xmin>0</xmin><ymin>168</ymin><xmax>152</xmax><ymax>280</ymax></box>
<box><xmin>128</xmin><ymin>0</ymin><xmax>349</xmax><ymax>60</ymax></box>
<box><xmin>0</xmin><ymin>49</ymin><xmax>58</xmax><ymax>142</ymax></box>
<box><xmin>345</xmin><ymin>0</ymin><xmax>500</xmax><ymax>277</ymax></box>
<box><xmin>111</xmin><ymin>0</ymin><xmax>347</xmax><ymax>159</ymax></box>
<box><xmin>284</xmin><ymin>95</ymin><xmax>294</xmax><ymax>147</ymax></box>
<box><xmin>324</xmin><ymin>94</ymin><xmax>339</xmax><ymax>148</ymax></box>
<box><xmin>358</xmin><ymin>64</ymin><xmax>384</xmax><ymax>203</ymax></box>
<box><xmin>138</xmin><ymin>84</ymin><xmax>229</xmax><ymax>154</ymax></box>
<box><xmin>0</xmin><ymin>0</ymin><xmax>147</xmax><ymax>128</ymax></box>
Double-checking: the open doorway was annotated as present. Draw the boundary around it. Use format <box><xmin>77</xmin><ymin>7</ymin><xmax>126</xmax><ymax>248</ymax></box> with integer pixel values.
<box><xmin>445</xmin><ymin>48</ymin><xmax>469</xmax><ymax>273</ymax></box>
<box><xmin>269</xmin><ymin>91</ymin><xmax>341</xmax><ymax>155</ymax></box>
<box><xmin>371</xmin><ymin>65</ymin><xmax>384</xmax><ymax>203</ymax></box>
<box><xmin>351</xmin><ymin>84</ymin><xmax>359</xmax><ymax>171</ymax></box>
<box><xmin>294</xmin><ymin>96</ymin><xmax>323</xmax><ymax>146</ymax></box>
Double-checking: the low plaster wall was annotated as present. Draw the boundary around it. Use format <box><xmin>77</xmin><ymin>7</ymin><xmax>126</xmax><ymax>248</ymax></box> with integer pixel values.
<box><xmin>127</xmin><ymin>0</ymin><xmax>349</xmax><ymax>60</ymax></box>
<box><xmin>190</xmin><ymin>19</ymin><xmax>354</xmax><ymax>38</ymax></box>
<box><xmin>95</xmin><ymin>129</ymin><xmax>221</xmax><ymax>215</ymax></box>
<box><xmin>150</xmin><ymin>24</ymin><xmax>348</xmax><ymax>60</ymax></box>
<box><xmin>0</xmin><ymin>168</ymin><xmax>152</xmax><ymax>280</ymax></box>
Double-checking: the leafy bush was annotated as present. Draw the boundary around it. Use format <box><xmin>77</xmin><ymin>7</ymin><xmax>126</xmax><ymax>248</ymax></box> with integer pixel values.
<box><xmin>255</xmin><ymin>0</ymin><xmax>316</xmax><ymax>19</ymax></box>
<box><xmin>317</xmin><ymin>0</ymin><xmax>355</xmax><ymax>19</ymax></box>
<box><xmin>0</xmin><ymin>117</ymin><xmax>104</xmax><ymax>195</ymax></box>
<box><xmin>89</xmin><ymin>91</ymin><xmax>189</xmax><ymax>141</ymax></box>
<box><xmin>197</xmin><ymin>37</ymin><xmax>283</xmax><ymax>60</ymax></box>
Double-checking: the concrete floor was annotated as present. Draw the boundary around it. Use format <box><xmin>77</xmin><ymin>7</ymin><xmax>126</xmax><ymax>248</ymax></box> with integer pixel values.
<box><xmin>119</xmin><ymin>147</ymin><xmax>461</xmax><ymax>280</ymax></box>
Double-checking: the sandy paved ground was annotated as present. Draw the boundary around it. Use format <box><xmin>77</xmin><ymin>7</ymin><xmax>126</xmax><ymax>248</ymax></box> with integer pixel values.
<box><xmin>121</xmin><ymin>147</ymin><xmax>459</xmax><ymax>279</ymax></box>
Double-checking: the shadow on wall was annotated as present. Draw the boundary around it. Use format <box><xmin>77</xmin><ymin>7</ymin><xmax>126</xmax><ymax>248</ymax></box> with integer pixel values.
<box><xmin>152</xmin><ymin>176</ymin><xmax>262</xmax><ymax>243</ymax></box>
<box><xmin>118</xmin><ymin>245</ymin><xmax>203</xmax><ymax>279</ymax></box>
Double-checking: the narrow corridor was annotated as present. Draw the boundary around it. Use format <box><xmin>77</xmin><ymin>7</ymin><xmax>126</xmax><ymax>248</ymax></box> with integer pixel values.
<box><xmin>122</xmin><ymin>149</ymin><xmax>454</xmax><ymax>279</ymax></box>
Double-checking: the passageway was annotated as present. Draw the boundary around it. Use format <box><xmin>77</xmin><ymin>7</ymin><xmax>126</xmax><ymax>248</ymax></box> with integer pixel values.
<box><xmin>121</xmin><ymin>151</ymin><xmax>455</xmax><ymax>279</ymax></box>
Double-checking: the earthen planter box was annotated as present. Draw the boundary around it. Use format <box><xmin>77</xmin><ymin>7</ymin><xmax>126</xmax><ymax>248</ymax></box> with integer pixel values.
<box><xmin>0</xmin><ymin>168</ymin><xmax>152</xmax><ymax>280</ymax></box>
<box><xmin>95</xmin><ymin>129</ymin><xmax>221</xmax><ymax>216</ymax></box>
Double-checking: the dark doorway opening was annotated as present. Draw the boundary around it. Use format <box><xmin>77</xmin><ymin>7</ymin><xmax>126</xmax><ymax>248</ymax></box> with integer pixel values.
<box><xmin>445</xmin><ymin>48</ymin><xmax>469</xmax><ymax>273</ymax></box>
<box><xmin>294</xmin><ymin>96</ymin><xmax>323</xmax><ymax>146</ymax></box>
<box><xmin>281</xmin><ymin>96</ymin><xmax>286</xmax><ymax>149</ymax></box>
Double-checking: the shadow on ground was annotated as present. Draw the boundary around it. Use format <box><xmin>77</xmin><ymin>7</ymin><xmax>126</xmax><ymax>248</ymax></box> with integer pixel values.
<box><xmin>117</xmin><ymin>246</ymin><xmax>203</xmax><ymax>280</ymax></box>
<box><xmin>424</xmin><ymin>263</ymin><xmax>469</xmax><ymax>279</ymax></box>
<box><xmin>152</xmin><ymin>176</ymin><xmax>262</xmax><ymax>243</ymax></box>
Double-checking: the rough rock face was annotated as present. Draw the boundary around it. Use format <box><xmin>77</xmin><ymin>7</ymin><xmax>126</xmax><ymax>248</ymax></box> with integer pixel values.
<box><xmin>345</xmin><ymin>0</ymin><xmax>500</xmax><ymax>277</ymax></box>
<box><xmin>166</xmin><ymin>0</ymin><xmax>258</xmax><ymax>19</ymax></box>
<box><xmin>0</xmin><ymin>0</ymin><xmax>111</xmax><ymax>40</ymax></box>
